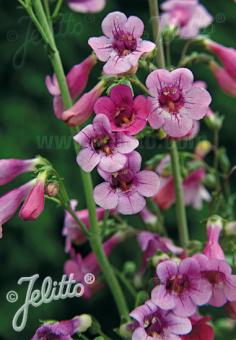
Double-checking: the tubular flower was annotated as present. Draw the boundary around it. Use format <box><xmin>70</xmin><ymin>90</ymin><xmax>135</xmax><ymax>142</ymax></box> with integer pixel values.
<box><xmin>68</xmin><ymin>0</ymin><xmax>105</xmax><ymax>13</ymax></box>
<box><xmin>209</xmin><ymin>61</ymin><xmax>236</xmax><ymax>97</ymax></box>
<box><xmin>203</xmin><ymin>216</ymin><xmax>225</xmax><ymax>260</ymax></box>
<box><xmin>0</xmin><ymin>158</ymin><xmax>37</xmax><ymax>186</ymax></box>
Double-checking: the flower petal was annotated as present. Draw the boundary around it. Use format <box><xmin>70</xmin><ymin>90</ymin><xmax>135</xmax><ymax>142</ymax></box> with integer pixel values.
<box><xmin>98</xmin><ymin>153</ymin><xmax>127</xmax><ymax>172</ymax></box>
<box><xmin>94</xmin><ymin>182</ymin><xmax>118</xmax><ymax>209</ymax></box>
<box><xmin>116</xmin><ymin>191</ymin><xmax>146</xmax><ymax>215</ymax></box>
<box><xmin>76</xmin><ymin>148</ymin><xmax>101</xmax><ymax>172</ymax></box>
<box><xmin>102</xmin><ymin>11</ymin><xmax>127</xmax><ymax>37</ymax></box>
<box><xmin>151</xmin><ymin>285</ymin><xmax>176</xmax><ymax>310</ymax></box>
<box><xmin>136</xmin><ymin>170</ymin><xmax>160</xmax><ymax>197</ymax></box>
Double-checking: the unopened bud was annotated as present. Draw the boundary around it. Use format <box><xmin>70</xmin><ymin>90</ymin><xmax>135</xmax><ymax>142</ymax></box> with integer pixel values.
<box><xmin>195</xmin><ymin>140</ymin><xmax>211</xmax><ymax>159</ymax></box>
<box><xmin>46</xmin><ymin>182</ymin><xmax>59</xmax><ymax>197</ymax></box>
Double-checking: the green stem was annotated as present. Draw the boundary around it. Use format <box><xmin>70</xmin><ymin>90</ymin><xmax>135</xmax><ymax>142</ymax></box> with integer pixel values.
<box><xmin>130</xmin><ymin>76</ymin><xmax>149</xmax><ymax>95</ymax></box>
<box><xmin>170</xmin><ymin>141</ymin><xmax>189</xmax><ymax>247</ymax></box>
<box><xmin>148</xmin><ymin>0</ymin><xmax>166</xmax><ymax>68</ymax></box>
<box><xmin>32</xmin><ymin>0</ymin><xmax>129</xmax><ymax>320</ymax></box>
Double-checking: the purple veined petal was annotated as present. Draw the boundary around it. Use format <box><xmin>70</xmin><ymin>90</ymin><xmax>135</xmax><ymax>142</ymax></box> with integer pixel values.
<box><xmin>93</xmin><ymin>114</ymin><xmax>112</xmax><ymax>135</ymax></box>
<box><xmin>165</xmin><ymin>313</ymin><xmax>192</xmax><ymax>335</ymax></box>
<box><xmin>124</xmin><ymin>15</ymin><xmax>144</xmax><ymax>38</ymax></box>
<box><xmin>163</xmin><ymin>115</ymin><xmax>193</xmax><ymax>138</ymax></box>
<box><xmin>191</xmin><ymin>4</ymin><xmax>213</xmax><ymax>28</ymax></box>
<box><xmin>171</xmin><ymin>68</ymin><xmax>194</xmax><ymax>92</ymax></box>
<box><xmin>133</xmin><ymin>95</ymin><xmax>152</xmax><ymax>120</ymax></box>
<box><xmin>53</xmin><ymin>95</ymin><xmax>64</xmax><ymax>119</ymax></box>
<box><xmin>157</xmin><ymin>260</ymin><xmax>179</xmax><ymax>283</ymax></box>
<box><xmin>68</xmin><ymin>0</ymin><xmax>105</xmax><ymax>13</ymax></box>
<box><xmin>126</xmin><ymin>151</ymin><xmax>142</xmax><ymax>173</ymax></box>
<box><xmin>98</xmin><ymin>153</ymin><xmax>127</xmax><ymax>172</ymax></box>
<box><xmin>101</xmin><ymin>11</ymin><xmax>128</xmax><ymax>38</ymax></box>
<box><xmin>0</xmin><ymin>159</ymin><xmax>36</xmax><ymax>186</ymax></box>
<box><xmin>103</xmin><ymin>54</ymin><xmax>134</xmax><ymax>75</ymax></box>
<box><xmin>132</xmin><ymin>328</ymin><xmax>150</xmax><ymax>340</ymax></box>
<box><xmin>136</xmin><ymin>170</ymin><xmax>160</xmax><ymax>197</ymax></box>
<box><xmin>139</xmin><ymin>40</ymin><xmax>156</xmax><ymax>53</ymax></box>
<box><xmin>94</xmin><ymin>97</ymin><xmax>116</xmax><ymax>118</ymax></box>
<box><xmin>73</xmin><ymin>124</ymin><xmax>95</xmax><ymax>147</ymax></box>
<box><xmin>207</xmin><ymin>258</ymin><xmax>232</xmax><ymax>275</ymax></box>
<box><xmin>148</xmin><ymin>109</ymin><xmax>165</xmax><ymax>129</ymax></box>
<box><xmin>116</xmin><ymin>134</ymin><xmax>139</xmax><ymax>154</ymax></box>
<box><xmin>93</xmin><ymin>182</ymin><xmax>118</xmax><ymax>209</ymax></box>
<box><xmin>209</xmin><ymin>285</ymin><xmax>227</xmax><ymax>307</ymax></box>
<box><xmin>173</xmin><ymin>294</ymin><xmax>196</xmax><ymax>317</ymax></box>
<box><xmin>224</xmin><ymin>275</ymin><xmax>236</xmax><ymax>301</ymax></box>
<box><xmin>76</xmin><ymin>149</ymin><xmax>101</xmax><ymax>172</ymax></box>
<box><xmin>116</xmin><ymin>191</ymin><xmax>146</xmax><ymax>215</ymax></box>
<box><xmin>97</xmin><ymin>166</ymin><xmax>111</xmax><ymax>181</ymax></box>
<box><xmin>190</xmin><ymin>278</ymin><xmax>212</xmax><ymax>306</ymax></box>
<box><xmin>179</xmin><ymin>257</ymin><xmax>200</xmax><ymax>276</ymax></box>
<box><xmin>88</xmin><ymin>36</ymin><xmax>112</xmax><ymax>62</ymax></box>
<box><xmin>109</xmin><ymin>84</ymin><xmax>133</xmax><ymax>107</ymax></box>
<box><xmin>151</xmin><ymin>284</ymin><xmax>176</xmax><ymax>310</ymax></box>
<box><xmin>183</xmin><ymin>87</ymin><xmax>212</xmax><ymax>120</ymax></box>
<box><xmin>130</xmin><ymin>300</ymin><xmax>156</xmax><ymax>326</ymax></box>
<box><xmin>146</xmin><ymin>69</ymin><xmax>172</xmax><ymax>97</ymax></box>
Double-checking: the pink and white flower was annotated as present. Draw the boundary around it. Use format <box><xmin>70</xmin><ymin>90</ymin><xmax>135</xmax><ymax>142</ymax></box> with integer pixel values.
<box><xmin>94</xmin><ymin>152</ymin><xmax>160</xmax><ymax>215</ymax></box>
<box><xmin>160</xmin><ymin>0</ymin><xmax>213</xmax><ymax>39</ymax></box>
<box><xmin>146</xmin><ymin>68</ymin><xmax>212</xmax><ymax>138</ymax></box>
<box><xmin>151</xmin><ymin>258</ymin><xmax>212</xmax><ymax>317</ymax></box>
<box><xmin>68</xmin><ymin>0</ymin><xmax>105</xmax><ymax>13</ymax></box>
<box><xmin>129</xmin><ymin>300</ymin><xmax>192</xmax><ymax>340</ymax></box>
<box><xmin>94</xmin><ymin>84</ymin><xmax>152</xmax><ymax>135</ymax></box>
<box><xmin>74</xmin><ymin>114</ymin><xmax>139</xmax><ymax>172</ymax></box>
<box><xmin>203</xmin><ymin>216</ymin><xmax>225</xmax><ymax>261</ymax></box>
<box><xmin>0</xmin><ymin>158</ymin><xmax>37</xmax><ymax>186</ymax></box>
<box><xmin>88</xmin><ymin>11</ymin><xmax>155</xmax><ymax>75</ymax></box>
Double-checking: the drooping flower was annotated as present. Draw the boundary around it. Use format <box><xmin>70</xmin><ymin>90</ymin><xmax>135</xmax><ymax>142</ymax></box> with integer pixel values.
<box><xmin>0</xmin><ymin>180</ymin><xmax>35</xmax><ymax>238</ymax></box>
<box><xmin>74</xmin><ymin>114</ymin><xmax>139</xmax><ymax>172</ymax></box>
<box><xmin>151</xmin><ymin>258</ymin><xmax>212</xmax><ymax>317</ymax></box>
<box><xmin>62</xmin><ymin>81</ymin><xmax>105</xmax><ymax>126</ymax></box>
<box><xmin>129</xmin><ymin>299</ymin><xmax>192</xmax><ymax>340</ymax></box>
<box><xmin>32</xmin><ymin>315</ymin><xmax>92</xmax><ymax>340</ymax></box>
<box><xmin>94</xmin><ymin>84</ymin><xmax>152</xmax><ymax>135</ymax></box>
<box><xmin>160</xmin><ymin>0</ymin><xmax>213</xmax><ymax>39</ymax></box>
<box><xmin>209</xmin><ymin>62</ymin><xmax>236</xmax><ymax>97</ymax></box>
<box><xmin>0</xmin><ymin>158</ymin><xmax>37</xmax><ymax>186</ymax></box>
<box><xmin>46</xmin><ymin>55</ymin><xmax>96</xmax><ymax>119</ymax></box>
<box><xmin>203</xmin><ymin>216</ymin><xmax>225</xmax><ymax>260</ymax></box>
<box><xmin>194</xmin><ymin>254</ymin><xmax>236</xmax><ymax>307</ymax></box>
<box><xmin>19</xmin><ymin>173</ymin><xmax>46</xmax><ymax>221</ymax></box>
<box><xmin>63</xmin><ymin>199</ymin><xmax>105</xmax><ymax>253</ymax></box>
<box><xmin>88</xmin><ymin>11</ymin><xmax>156</xmax><ymax>75</ymax></box>
<box><xmin>68</xmin><ymin>0</ymin><xmax>105</xmax><ymax>13</ymax></box>
<box><xmin>146</xmin><ymin>68</ymin><xmax>212</xmax><ymax>138</ymax></box>
<box><xmin>64</xmin><ymin>233</ymin><xmax>123</xmax><ymax>298</ymax></box>
<box><xmin>94</xmin><ymin>151</ymin><xmax>160</xmax><ymax>215</ymax></box>
<box><xmin>205</xmin><ymin>40</ymin><xmax>236</xmax><ymax>79</ymax></box>
<box><xmin>181</xmin><ymin>314</ymin><xmax>214</xmax><ymax>340</ymax></box>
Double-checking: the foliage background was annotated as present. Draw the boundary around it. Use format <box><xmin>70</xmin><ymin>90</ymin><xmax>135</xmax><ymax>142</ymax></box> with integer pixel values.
<box><xmin>0</xmin><ymin>0</ymin><xmax>235</xmax><ymax>338</ymax></box>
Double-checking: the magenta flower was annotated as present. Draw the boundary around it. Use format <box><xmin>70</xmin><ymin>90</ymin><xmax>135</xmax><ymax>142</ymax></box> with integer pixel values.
<box><xmin>68</xmin><ymin>0</ymin><xmax>105</xmax><ymax>13</ymax></box>
<box><xmin>74</xmin><ymin>114</ymin><xmax>139</xmax><ymax>172</ymax></box>
<box><xmin>62</xmin><ymin>82</ymin><xmax>105</xmax><ymax>126</ymax></box>
<box><xmin>203</xmin><ymin>216</ymin><xmax>225</xmax><ymax>261</ymax></box>
<box><xmin>146</xmin><ymin>68</ymin><xmax>212</xmax><ymax>138</ymax></box>
<box><xmin>0</xmin><ymin>158</ymin><xmax>37</xmax><ymax>186</ymax></box>
<box><xmin>94</xmin><ymin>152</ymin><xmax>160</xmax><ymax>215</ymax></box>
<box><xmin>19</xmin><ymin>174</ymin><xmax>46</xmax><ymax>221</ymax></box>
<box><xmin>160</xmin><ymin>0</ymin><xmax>213</xmax><ymax>39</ymax></box>
<box><xmin>0</xmin><ymin>180</ymin><xmax>35</xmax><ymax>238</ymax></box>
<box><xmin>46</xmin><ymin>55</ymin><xmax>96</xmax><ymax>119</ymax></box>
<box><xmin>94</xmin><ymin>84</ymin><xmax>151</xmax><ymax>135</ymax></box>
<box><xmin>210</xmin><ymin>62</ymin><xmax>236</xmax><ymax>97</ymax></box>
<box><xmin>206</xmin><ymin>40</ymin><xmax>236</xmax><ymax>79</ymax></box>
<box><xmin>63</xmin><ymin>199</ymin><xmax>105</xmax><ymax>252</ymax></box>
<box><xmin>129</xmin><ymin>300</ymin><xmax>192</xmax><ymax>340</ymax></box>
<box><xmin>152</xmin><ymin>258</ymin><xmax>212</xmax><ymax>317</ymax></box>
<box><xmin>194</xmin><ymin>254</ymin><xmax>236</xmax><ymax>307</ymax></box>
<box><xmin>181</xmin><ymin>314</ymin><xmax>214</xmax><ymax>340</ymax></box>
<box><xmin>32</xmin><ymin>315</ymin><xmax>92</xmax><ymax>340</ymax></box>
<box><xmin>64</xmin><ymin>233</ymin><xmax>123</xmax><ymax>298</ymax></box>
<box><xmin>88</xmin><ymin>11</ymin><xmax>156</xmax><ymax>75</ymax></box>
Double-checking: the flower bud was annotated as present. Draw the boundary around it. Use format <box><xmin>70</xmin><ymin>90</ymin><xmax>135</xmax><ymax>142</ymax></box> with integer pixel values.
<box><xmin>203</xmin><ymin>216</ymin><xmax>225</xmax><ymax>260</ymax></box>
<box><xmin>0</xmin><ymin>158</ymin><xmax>37</xmax><ymax>186</ymax></box>
<box><xmin>74</xmin><ymin>314</ymin><xmax>92</xmax><ymax>333</ymax></box>
<box><xmin>195</xmin><ymin>140</ymin><xmax>211</xmax><ymax>159</ymax></box>
<box><xmin>204</xmin><ymin>112</ymin><xmax>223</xmax><ymax>131</ymax></box>
<box><xmin>225</xmin><ymin>221</ymin><xmax>236</xmax><ymax>236</ymax></box>
<box><xmin>209</xmin><ymin>61</ymin><xmax>236</xmax><ymax>97</ymax></box>
<box><xmin>218</xmin><ymin>147</ymin><xmax>231</xmax><ymax>173</ymax></box>
<box><xmin>45</xmin><ymin>182</ymin><xmax>59</xmax><ymax>197</ymax></box>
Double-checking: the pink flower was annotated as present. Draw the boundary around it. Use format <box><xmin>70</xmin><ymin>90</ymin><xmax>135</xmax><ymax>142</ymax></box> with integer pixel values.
<box><xmin>88</xmin><ymin>11</ymin><xmax>155</xmax><ymax>75</ymax></box>
<box><xmin>94</xmin><ymin>84</ymin><xmax>151</xmax><ymax>135</ymax></box>
<box><xmin>129</xmin><ymin>300</ymin><xmax>192</xmax><ymax>340</ymax></box>
<box><xmin>46</xmin><ymin>55</ymin><xmax>96</xmax><ymax>119</ymax></box>
<box><xmin>63</xmin><ymin>200</ymin><xmax>105</xmax><ymax>253</ymax></box>
<box><xmin>32</xmin><ymin>315</ymin><xmax>92</xmax><ymax>340</ymax></box>
<box><xmin>0</xmin><ymin>180</ymin><xmax>35</xmax><ymax>238</ymax></box>
<box><xmin>64</xmin><ymin>233</ymin><xmax>123</xmax><ymax>298</ymax></box>
<box><xmin>203</xmin><ymin>216</ymin><xmax>225</xmax><ymax>260</ymax></box>
<box><xmin>62</xmin><ymin>82</ymin><xmax>105</xmax><ymax>126</ymax></box>
<box><xmin>146</xmin><ymin>68</ymin><xmax>211</xmax><ymax>138</ymax></box>
<box><xmin>74</xmin><ymin>114</ymin><xmax>139</xmax><ymax>172</ymax></box>
<box><xmin>209</xmin><ymin>62</ymin><xmax>236</xmax><ymax>97</ymax></box>
<box><xmin>0</xmin><ymin>158</ymin><xmax>37</xmax><ymax>186</ymax></box>
<box><xmin>19</xmin><ymin>174</ymin><xmax>46</xmax><ymax>221</ymax></box>
<box><xmin>94</xmin><ymin>151</ymin><xmax>160</xmax><ymax>215</ymax></box>
<box><xmin>140</xmin><ymin>207</ymin><xmax>157</xmax><ymax>226</ymax></box>
<box><xmin>205</xmin><ymin>40</ymin><xmax>236</xmax><ymax>79</ymax></box>
<box><xmin>68</xmin><ymin>0</ymin><xmax>105</xmax><ymax>13</ymax></box>
<box><xmin>194</xmin><ymin>254</ymin><xmax>236</xmax><ymax>307</ymax></box>
<box><xmin>160</xmin><ymin>0</ymin><xmax>213</xmax><ymax>39</ymax></box>
<box><xmin>181</xmin><ymin>314</ymin><xmax>214</xmax><ymax>340</ymax></box>
<box><xmin>151</xmin><ymin>258</ymin><xmax>212</xmax><ymax>317</ymax></box>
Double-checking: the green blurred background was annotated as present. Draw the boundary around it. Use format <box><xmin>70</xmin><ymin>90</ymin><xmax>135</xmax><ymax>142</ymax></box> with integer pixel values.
<box><xmin>0</xmin><ymin>0</ymin><xmax>236</xmax><ymax>339</ymax></box>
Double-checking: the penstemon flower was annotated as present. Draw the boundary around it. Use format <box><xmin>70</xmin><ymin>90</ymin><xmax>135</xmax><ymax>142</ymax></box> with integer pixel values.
<box><xmin>67</xmin><ymin>0</ymin><xmax>106</xmax><ymax>13</ymax></box>
<box><xmin>88</xmin><ymin>11</ymin><xmax>156</xmax><ymax>75</ymax></box>
<box><xmin>209</xmin><ymin>62</ymin><xmax>236</xmax><ymax>97</ymax></box>
<box><xmin>146</xmin><ymin>68</ymin><xmax>212</xmax><ymax>138</ymax></box>
<box><xmin>93</xmin><ymin>151</ymin><xmax>160</xmax><ymax>215</ymax></box>
<box><xmin>151</xmin><ymin>258</ymin><xmax>212</xmax><ymax>317</ymax></box>
<box><xmin>160</xmin><ymin>0</ymin><xmax>213</xmax><ymax>39</ymax></box>
<box><xmin>94</xmin><ymin>84</ymin><xmax>152</xmax><ymax>135</ymax></box>
<box><xmin>74</xmin><ymin>114</ymin><xmax>139</xmax><ymax>172</ymax></box>
<box><xmin>181</xmin><ymin>314</ymin><xmax>214</xmax><ymax>340</ymax></box>
<box><xmin>129</xmin><ymin>299</ymin><xmax>192</xmax><ymax>340</ymax></box>
<box><xmin>0</xmin><ymin>158</ymin><xmax>37</xmax><ymax>186</ymax></box>
<box><xmin>203</xmin><ymin>216</ymin><xmax>225</xmax><ymax>261</ymax></box>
